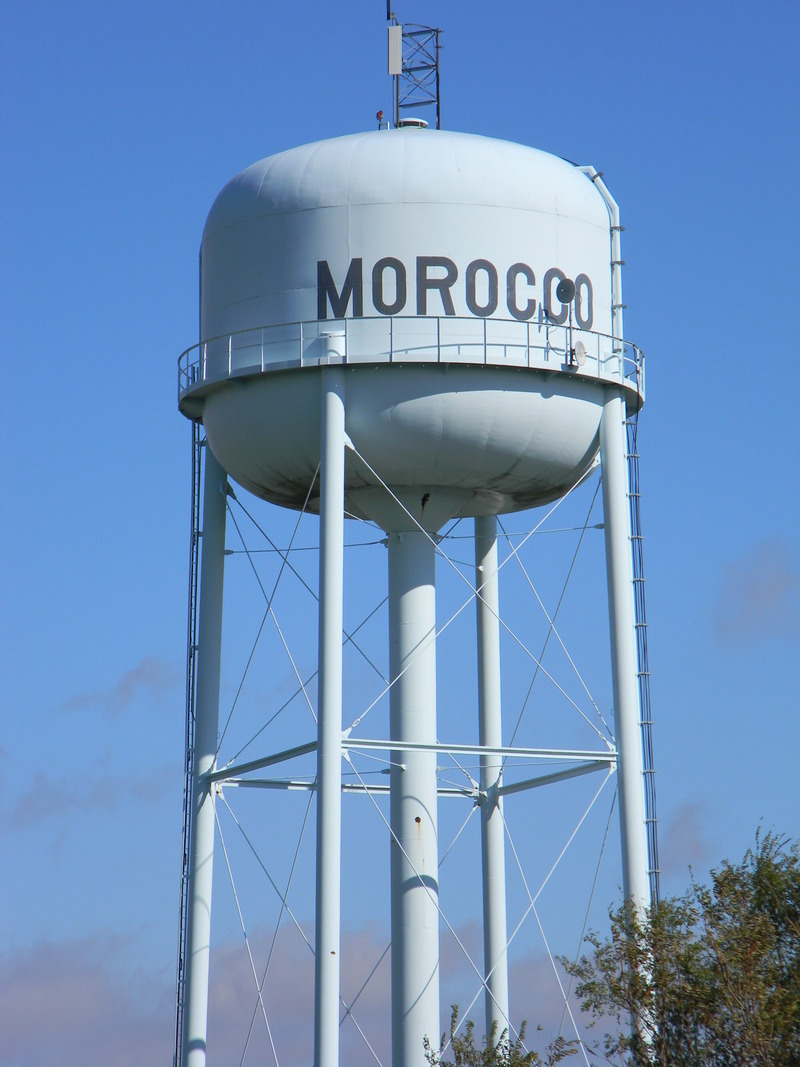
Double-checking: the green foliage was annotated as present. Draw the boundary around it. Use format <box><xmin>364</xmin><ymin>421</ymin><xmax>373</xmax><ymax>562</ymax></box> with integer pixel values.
<box><xmin>424</xmin><ymin>1006</ymin><xmax>577</xmax><ymax>1066</ymax></box>
<box><xmin>423</xmin><ymin>833</ymin><xmax>799</xmax><ymax>1066</ymax></box>
<box><xmin>563</xmin><ymin>830</ymin><xmax>800</xmax><ymax>1066</ymax></box>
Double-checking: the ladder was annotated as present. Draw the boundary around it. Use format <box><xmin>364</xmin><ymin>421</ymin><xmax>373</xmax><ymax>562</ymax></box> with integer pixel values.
<box><xmin>627</xmin><ymin>413</ymin><xmax>661</xmax><ymax>904</ymax></box>
<box><xmin>173</xmin><ymin>420</ymin><xmax>203</xmax><ymax>1066</ymax></box>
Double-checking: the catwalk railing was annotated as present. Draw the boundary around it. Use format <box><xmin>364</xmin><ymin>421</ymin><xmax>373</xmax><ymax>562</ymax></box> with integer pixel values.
<box><xmin>178</xmin><ymin>315</ymin><xmax>644</xmax><ymax>404</ymax></box>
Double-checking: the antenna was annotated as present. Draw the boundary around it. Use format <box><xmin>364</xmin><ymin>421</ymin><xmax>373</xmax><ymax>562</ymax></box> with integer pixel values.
<box><xmin>387</xmin><ymin>13</ymin><xmax>441</xmax><ymax>129</ymax></box>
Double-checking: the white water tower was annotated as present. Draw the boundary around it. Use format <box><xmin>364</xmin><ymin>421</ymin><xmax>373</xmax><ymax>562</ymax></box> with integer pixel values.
<box><xmin>175</xmin><ymin>125</ymin><xmax>656</xmax><ymax>1066</ymax></box>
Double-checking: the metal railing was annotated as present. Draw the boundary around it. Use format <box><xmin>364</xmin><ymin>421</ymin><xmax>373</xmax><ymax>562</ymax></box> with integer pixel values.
<box><xmin>178</xmin><ymin>315</ymin><xmax>644</xmax><ymax>402</ymax></box>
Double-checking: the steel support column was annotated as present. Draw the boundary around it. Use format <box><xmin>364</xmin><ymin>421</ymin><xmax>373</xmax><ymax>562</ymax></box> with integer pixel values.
<box><xmin>600</xmin><ymin>391</ymin><xmax>650</xmax><ymax>913</ymax></box>
<box><xmin>182</xmin><ymin>448</ymin><xmax>228</xmax><ymax>1067</ymax></box>
<box><xmin>474</xmin><ymin>514</ymin><xmax>510</xmax><ymax>1042</ymax></box>
<box><xmin>388</xmin><ymin>529</ymin><xmax>440</xmax><ymax>1066</ymax></box>
<box><xmin>313</xmin><ymin>368</ymin><xmax>346</xmax><ymax>1067</ymax></box>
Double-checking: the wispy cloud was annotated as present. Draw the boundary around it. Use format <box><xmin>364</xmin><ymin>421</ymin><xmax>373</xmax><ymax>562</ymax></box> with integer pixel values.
<box><xmin>0</xmin><ymin>925</ymin><xmax>593</xmax><ymax>1066</ymax></box>
<box><xmin>203</xmin><ymin>924</ymin><xmax>389</xmax><ymax>1065</ymax></box>
<box><xmin>0</xmin><ymin>928</ymin><xmax>387</xmax><ymax>1067</ymax></box>
<box><xmin>59</xmin><ymin>655</ymin><xmax>181</xmax><ymax>715</ymax></box>
<box><xmin>658</xmin><ymin>799</ymin><xmax>713</xmax><ymax>879</ymax></box>
<box><xmin>205</xmin><ymin>923</ymin><xmax>589</xmax><ymax>1063</ymax></box>
<box><xmin>0</xmin><ymin>935</ymin><xmax>173</xmax><ymax>1067</ymax></box>
<box><xmin>6</xmin><ymin>766</ymin><xmax>177</xmax><ymax>830</ymax></box>
<box><xmin>715</xmin><ymin>538</ymin><xmax>800</xmax><ymax>642</ymax></box>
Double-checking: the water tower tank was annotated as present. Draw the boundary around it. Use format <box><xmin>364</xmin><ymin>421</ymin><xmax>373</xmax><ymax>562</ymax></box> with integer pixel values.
<box><xmin>179</xmin><ymin>127</ymin><xmax>641</xmax><ymax>531</ymax></box>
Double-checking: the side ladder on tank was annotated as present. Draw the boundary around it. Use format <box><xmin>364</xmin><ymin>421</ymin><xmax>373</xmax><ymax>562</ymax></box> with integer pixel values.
<box><xmin>173</xmin><ymin>419</ymin><xmax>203</xmax><ymax>1067</ymax></box>
<box><xmin>627</xmin><ymin>413</ymin><xmax>660</xmax><ymax>904</ymax></box>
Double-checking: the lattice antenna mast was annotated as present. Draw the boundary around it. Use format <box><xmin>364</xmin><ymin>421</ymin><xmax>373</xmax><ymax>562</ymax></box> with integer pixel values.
<box><xmin>387</xmin><ymin>8</ymin><xmax>441</xmax><ymax>128</ymax></box>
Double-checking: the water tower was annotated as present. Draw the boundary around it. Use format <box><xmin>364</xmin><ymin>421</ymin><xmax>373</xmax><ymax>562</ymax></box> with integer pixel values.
<box><xmin>175</xmin><ymin>123</ymin><xmax>657</xmax><ymax>1066</ymax></box>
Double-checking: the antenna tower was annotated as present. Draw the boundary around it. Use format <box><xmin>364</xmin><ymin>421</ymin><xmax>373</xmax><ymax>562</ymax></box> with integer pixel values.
<box><xmin>387</xmin><ymin>8</ymin><xmax>441</xmax><ymax>128</ymax></box>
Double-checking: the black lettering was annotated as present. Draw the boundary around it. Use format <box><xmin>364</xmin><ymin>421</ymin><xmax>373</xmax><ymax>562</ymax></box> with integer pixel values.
<box><xmin>372</xmin><ymin>257</ymin><xmax>407</xmax><ymax>315</ymax></box>
<box><xmin>317</xmin><ymin>259</ymin><xmax>363</xmax><ymax>319</ymax></box>
<box><xmin>574</xmin><ymin>273</ymin><xmax>593</xmax><ymax>330</ymax></box>
<box><xmin>465</xmin><ymin>259</ymin><xmax>498</xmax><ymax>317</ymax></box>
<box><xmin>543</xmin><ymin>267</ymin><xmax>569</xmax><ymax>325</ymax></box>
<box><xmin>506</xmin><ymin>262</ymin><xmax>536</xmax><ymax>320</ymax></box>
<box><xmin>416</xmin><ymin>256</ymin><xmax>457</xmax><ymax>316</ymax></box>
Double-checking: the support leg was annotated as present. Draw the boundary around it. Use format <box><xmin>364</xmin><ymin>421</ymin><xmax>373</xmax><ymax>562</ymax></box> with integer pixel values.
<box><xmin>388</xmin><ymin>529</ymin><xmax>440</xmax><ymax>1066</ymax></box>
<box><xmin>475</xmin><ymin>514</ymin><xmax>510</xmax><ymax>1043</ymax></box>
<box><xmin>314</xmin><ymin>369</ymin><xmax>346</xmax><ymax>1067</ymax></box>
<box><xmin>600</xmin><ymin>391</ymin><xmax>650</xmax><ymax>913</ymax></box>
<box><xmin>182</xmin><ymin>448</ymin><xmax>228</xmax><ymax>1067</ymax></box>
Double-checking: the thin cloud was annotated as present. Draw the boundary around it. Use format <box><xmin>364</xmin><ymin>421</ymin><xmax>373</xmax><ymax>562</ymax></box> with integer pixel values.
<box><xmin>205</xmin><ymin>924</ymin><xmax>390</xmax><ymax>1066</ymax></box>
<box><xmin>205</xmin><ymin>923</ymin><xmax>591</xmax><ymax>1063</ymax></box>
<box><xmin>0</xmin><ymin>926</ymin><xmax>591</xmax><ymax>1067</ymax></box>
<box><xmin>0</xmin><ymin>935</ymin><xmax>173</xmax><ymax>1067</ymax></box>
<box><xmin>6</xmin><ymin>766</ymin><xmax>177</xmax><ymax>830</ymax></box>
<box><xmin>59</xmin><ymin>655</ymin><xmax>181</xmax><ymax>715</ymax></box>
<box><xmin>715</xmin><ymin>538</ymin><xmax>800</xmax><ymax>642</ymax></box>
<box><xmin>658</xmin><ymin>799</ymin><xmax>713</xmax><ymax>879</ymax></box>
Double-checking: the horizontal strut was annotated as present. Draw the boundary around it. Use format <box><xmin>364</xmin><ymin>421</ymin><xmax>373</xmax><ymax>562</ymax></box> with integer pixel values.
<box><xmin>497</xmin><ymin>759</ymin><xmax>612</xmax><ymax>797</ymax></box>
<box><xmin>342</xmin><ymin>737</ymin><xmax>616</xmax><ymax>762</ymax></box>
<box><xmin>223</xmin><ymin>778</ymin><xmax>474</xmax><ymax>797</ymax></box>
<box><xmin>204</xmin><ymin>740</ymin><xmax>318</xmax><ymax>784</ymax></box>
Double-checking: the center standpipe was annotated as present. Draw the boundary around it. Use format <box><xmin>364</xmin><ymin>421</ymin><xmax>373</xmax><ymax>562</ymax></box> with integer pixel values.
<box><xmin>388</xmin><ymin>527</ymin><xmax>440</xmax><ymax>1062</ymax></box>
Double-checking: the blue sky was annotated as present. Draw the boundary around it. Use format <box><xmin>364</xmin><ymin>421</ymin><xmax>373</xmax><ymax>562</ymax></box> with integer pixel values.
<box><xmin>2</xmin><ymin>2</ymin><xmax>799</xmax><ymax>1065</ymax></box>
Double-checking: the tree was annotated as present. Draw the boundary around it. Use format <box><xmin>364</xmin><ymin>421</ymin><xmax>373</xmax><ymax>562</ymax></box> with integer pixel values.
<box><xmin>426</xmin><ymin>833</ymin><xmax>800</xmax><ymax>1066</ymax></box>
<box><xmin>424</xmin><ymin>1006</ymin><xmax>577</xmax><ymax>1066</ymax></box>
<box><xmin>564</xmin><ymin>830</ymin><xmax>800</xmax><ymax>1066</ymax></box>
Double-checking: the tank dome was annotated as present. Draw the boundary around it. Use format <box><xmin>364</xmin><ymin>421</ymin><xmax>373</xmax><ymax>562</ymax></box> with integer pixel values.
<box><xmin>180</xmin><ymin>128</ymin><xmax>641</xmax><ymax>530</ymax></box>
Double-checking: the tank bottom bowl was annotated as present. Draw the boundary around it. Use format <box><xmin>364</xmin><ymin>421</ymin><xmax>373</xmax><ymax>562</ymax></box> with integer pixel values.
<box><xmin>200</xmin><ymin>363</ymin><xmax>605</xmax><ymax>532</ymax></box>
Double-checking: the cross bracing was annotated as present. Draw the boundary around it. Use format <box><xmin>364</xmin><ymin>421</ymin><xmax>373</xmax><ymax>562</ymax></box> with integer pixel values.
<box><xmin>175</xmin><ymin>430</ymin><xmax>656</xmax><ymax>1066</ymax></box>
